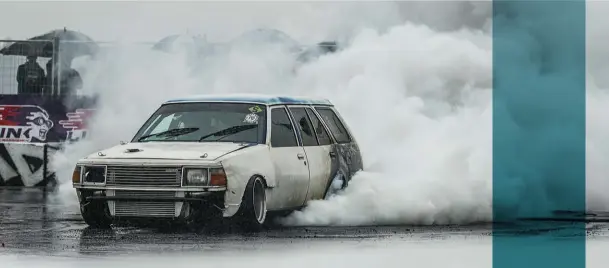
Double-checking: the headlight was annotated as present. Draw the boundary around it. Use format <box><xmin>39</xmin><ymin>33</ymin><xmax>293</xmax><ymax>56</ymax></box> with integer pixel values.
<box><xmin>184</xmin><ymin>168</ymin><xmax>209</xmax><ymax>186</ymax></box>
<box><xmin>83</xmin><ymin>166</ymin><xmax>106</xmax><ymax>184</ymax></box>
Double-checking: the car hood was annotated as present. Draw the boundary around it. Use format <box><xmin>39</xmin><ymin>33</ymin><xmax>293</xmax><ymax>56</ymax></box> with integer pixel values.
<box><xmin>84</xmin><ymin>142</ymin><xmax>257</xmax><ymax>161</ymax></box>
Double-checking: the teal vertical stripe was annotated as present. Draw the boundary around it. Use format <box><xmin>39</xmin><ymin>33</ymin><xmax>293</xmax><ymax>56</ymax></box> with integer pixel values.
<box><xmin>492</xmin><ymin>0</ymin><xmax>586</xmax><ymax>268</ymax></box>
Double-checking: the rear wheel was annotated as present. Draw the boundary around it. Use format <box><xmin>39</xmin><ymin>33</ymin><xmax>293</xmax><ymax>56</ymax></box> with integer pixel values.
<box><xmin>234</xmin><ymin>176</ymin><xmax>267</xmax><ymax>232</ymax></box>
<box><xmin>80</xmin><ymin>201</ymin><xmax>112</xmax><ymax>229</ymax></box>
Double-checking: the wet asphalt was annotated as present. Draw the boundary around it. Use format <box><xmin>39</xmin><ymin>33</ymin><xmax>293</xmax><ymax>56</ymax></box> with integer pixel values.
<box><xmin>1</xmin><ymin>187</ymin><xmax>609</xmax><ymax>257</ymax></box>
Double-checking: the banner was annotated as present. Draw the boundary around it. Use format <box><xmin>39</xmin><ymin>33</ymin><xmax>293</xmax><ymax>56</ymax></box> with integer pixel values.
<box><xmin>0</xmin><ymin>142</ymin><xmax>56</xmax><ymax>186</ymax></box>
<box><xmin>0</xmin><ymin>94</ymin><xmax>97</xmax><ymax>143</ymax></box>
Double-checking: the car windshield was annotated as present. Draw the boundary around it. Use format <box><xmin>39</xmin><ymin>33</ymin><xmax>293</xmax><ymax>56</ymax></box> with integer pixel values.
<box><xmin>131</xmin><ymin>102</ymin><xmax>267</xmax><ymax>144</ymax></box>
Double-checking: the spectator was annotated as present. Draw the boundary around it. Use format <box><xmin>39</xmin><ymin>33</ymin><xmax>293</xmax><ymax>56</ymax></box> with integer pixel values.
<box><xmin>47</xmin><ymin>59</ymin><xmax>83</xmax><ymax>96</ymax></box>
<box><xmin>58</xmin><ymin>62</ymin><xmax>83</xmax><ymax>96</ymax></box>
<box><xmin>16</xmin><ymin>53</ymin><xmax>46</xmax><ymax>94</ymax></box>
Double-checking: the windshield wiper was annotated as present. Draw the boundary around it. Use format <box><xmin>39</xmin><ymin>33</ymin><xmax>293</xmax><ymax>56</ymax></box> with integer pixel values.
<box><xmin>137</xmin><ymin>127</ymin><xmax>199</xmax><ymax>142</ymax></box>
<box><xmin>198</xmin><ymin>125</ymin><xmax>258</xmax><ymax>142</ymax></box>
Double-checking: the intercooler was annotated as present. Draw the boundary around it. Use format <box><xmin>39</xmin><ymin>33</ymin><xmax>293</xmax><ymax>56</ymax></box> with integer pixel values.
<box><xmin>108</xmin><ymin>190</ymin><xmax>181</xmax><ymax>218</ymax></box>
<box><xmin>102</xmin><ymin>165</ymin><xmax>186</xmax><ymax>218</ymax></box>
<box><xmin>106</xmin><ymin>190</ymin><xmax>185</xmax><ymax>218</ymax></box>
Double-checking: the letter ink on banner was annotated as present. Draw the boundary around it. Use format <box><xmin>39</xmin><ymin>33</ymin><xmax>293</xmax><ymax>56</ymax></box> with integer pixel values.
<box><xmin>493</xmin><ymin>1</ymin><xmax>586</xmax><ymax>268</ymax></box>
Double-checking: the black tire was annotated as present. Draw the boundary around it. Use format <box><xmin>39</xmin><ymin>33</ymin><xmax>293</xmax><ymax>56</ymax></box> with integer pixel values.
<box><xmin>80</xmin><ymin>201</ymin><xmax>112</xmax><ymax>229</ymax></box>
<box><xmin>233</xmin><ymin>176</ymin><xmax>267</xmax><ymax>232</ymax></box>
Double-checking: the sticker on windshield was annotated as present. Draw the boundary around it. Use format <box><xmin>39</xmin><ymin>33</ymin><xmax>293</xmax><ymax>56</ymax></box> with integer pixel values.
<box><xmin>248</xmin><ymin>106</ymin><xmax>263</xmax><ymax>113</ymax></box>
<box><xmin>243</xmin><ymin>113</ymin><xmax>259</xmax><ymax>124</ymax></box>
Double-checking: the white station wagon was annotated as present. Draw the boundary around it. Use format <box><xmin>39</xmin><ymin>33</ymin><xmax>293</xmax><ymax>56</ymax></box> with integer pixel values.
<box><xmin>72</xmin><ymin>94</ymin><xmax>363</xmax><ymax>230</ymax></box>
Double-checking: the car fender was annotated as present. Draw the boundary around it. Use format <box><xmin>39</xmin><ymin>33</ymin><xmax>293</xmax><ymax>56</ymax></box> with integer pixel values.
<box><xmin>218</xmin><ymin>144</ymin><xmax>275</xmax><ymax>217</ymax></box>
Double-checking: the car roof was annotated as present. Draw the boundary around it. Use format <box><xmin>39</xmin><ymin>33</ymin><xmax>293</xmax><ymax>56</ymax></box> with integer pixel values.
<box><xmin>163</xmin><ymin>93</ymin><xmax>334</xmax><ymax>106</ymax></box>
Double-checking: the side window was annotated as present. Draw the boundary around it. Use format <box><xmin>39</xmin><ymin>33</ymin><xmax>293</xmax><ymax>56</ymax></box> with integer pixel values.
<box><xmin>315</xmin><ymin>107</ymin><xmax>352</xmax><ymax>144</ymax></box>
<box><xmin>270</xmin><ymin>107</ymin><xmax>298</xmax><ymax>147</ymax></box>
<box><xmin>305</xmin><ymin>108</ymin><xmax>332</xmax><ymax>145</ymax></box>
<box><xmin>288</xmin><ymin>107</ymin><xmax>318</xmax><ymax>147</ymax></box>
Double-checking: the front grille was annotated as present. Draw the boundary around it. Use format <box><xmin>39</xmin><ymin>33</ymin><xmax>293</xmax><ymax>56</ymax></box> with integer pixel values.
<box><xmin>106</xmin><ymin>165</ymin><xmax>181</xmax><ymax>187</ymax></box>
<box><xmin>114</xmin><ymin>201</ymin><xmax>176</xmax><ymax>218</ymax></box>
<box><xmin>111</xmin><ymin>190</ymin><xmax>178</xmax><ymax>218</ymax></box>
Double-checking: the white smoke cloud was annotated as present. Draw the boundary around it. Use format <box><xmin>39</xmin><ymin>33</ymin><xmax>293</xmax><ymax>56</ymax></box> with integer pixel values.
<box><xmin>282</xmin><ymin>22</ymin><xmax>492</xmax><ymax>226</ymax></box>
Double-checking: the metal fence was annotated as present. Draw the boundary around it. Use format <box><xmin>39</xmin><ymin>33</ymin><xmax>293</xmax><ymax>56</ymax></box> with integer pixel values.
<box><xmin>0</xmin><ymin>38</ymin><xmax>130</xmax><ymax>97</ymax></box>
<box><xmin>53</xmin><ymin>39</ymin><xmax>173</xmax><ymax>97</ymax></box>
<box><xmin>1</xmin><ymin>38</ymin><xmax>206</xmax><ymax>96</ymax></box>
<box><xmin>1</xmin><ymin>36</ymin><xmax>319</xmax><ymax>96</ymax></box>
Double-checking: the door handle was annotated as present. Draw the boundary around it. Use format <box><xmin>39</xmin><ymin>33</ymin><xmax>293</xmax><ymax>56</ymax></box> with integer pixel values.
<box><xmin>297</xmin><ymin>153</ymin><xmax>305</xmax><ymax>160</ymax></box>
<box><xmin>329</xmin><ymin>151</ymin><xmax>337</xmax><ymax>158</ymax></box>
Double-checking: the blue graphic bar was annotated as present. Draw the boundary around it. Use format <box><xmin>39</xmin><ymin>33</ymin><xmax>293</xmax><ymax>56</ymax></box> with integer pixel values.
<box><xmin>492</xmin><ymin>0</ymin><xmax>586</xmax><ymax>268</ymax></box>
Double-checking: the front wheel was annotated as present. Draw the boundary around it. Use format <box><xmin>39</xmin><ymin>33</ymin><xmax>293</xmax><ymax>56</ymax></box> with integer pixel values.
<box><xmin>233</xmin><ymin>176</ymin><xmax>267</xmax><ymax>232</ymax></box>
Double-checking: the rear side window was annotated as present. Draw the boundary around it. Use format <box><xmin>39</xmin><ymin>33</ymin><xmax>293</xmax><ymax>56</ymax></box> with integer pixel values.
<box><xmin>315</xmin><ymin>107</ymin><xmax>352</xmax><ymax>144</ymax></box>
<box><xmin>305</xmin><ymin>108</ymin><xmax>332</xmax><ymax>145</ymax></box>
<box><xmin>270</xmin><ymin>107</ymin><xmax>298</xmax><ymax>147</ymax></box>
<box><xmin>289</xmin><ymin>107</ymin><xmax>318</xmax><ymax>147</ymax></box>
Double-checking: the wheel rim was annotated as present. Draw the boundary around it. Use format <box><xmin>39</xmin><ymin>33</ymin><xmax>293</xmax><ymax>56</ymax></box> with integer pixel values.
<box><xmin>252</xmin><ymin>179</ymin><xmax>266</xmax><ymax>223</ymax></box>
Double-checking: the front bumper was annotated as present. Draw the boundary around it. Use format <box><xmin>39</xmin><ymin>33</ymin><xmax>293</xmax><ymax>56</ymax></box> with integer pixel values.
<box><xmin>75</xmin><ymin>185</ymin><xmax>227</xmax><ymax>220</ymax></box>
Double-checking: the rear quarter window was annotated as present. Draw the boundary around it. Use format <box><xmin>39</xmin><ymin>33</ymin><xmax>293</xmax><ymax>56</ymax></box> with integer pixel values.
<box><xmin>315</xmin><ymin>107</ymin><xmax>352</xmax><ymax>144</ymax></box>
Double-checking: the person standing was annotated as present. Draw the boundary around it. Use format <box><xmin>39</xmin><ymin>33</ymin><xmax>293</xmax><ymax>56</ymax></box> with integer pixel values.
<box><xmin>16</xmin><ymin>52</ymin><xmax>46</xmax><ymax>94</ymax></box>
<box><xmin>57</xmin><ymin>61</ymin><xmax>83</xmax><ymax>96</ymax></box>
<box><xmin>46</xmin><ymin>59</ymin><xmax>83</xmax><ymax>96</ymax></box>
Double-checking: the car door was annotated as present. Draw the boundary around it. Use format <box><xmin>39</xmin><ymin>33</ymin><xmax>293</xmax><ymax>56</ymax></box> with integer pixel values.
<box><xmin>267</xmin><ymin>106</ymin><xmax>311</xmax><ymax>210</ymax></box>
<box><xmin>289</xmin><ymin>105</ymin><xmax>338</xmax><ymax>200</ymax></box>
<box><xmin>287</xmin><ymin>105</ymin><xmax>335</xmax><ymax>201</ymax></box>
